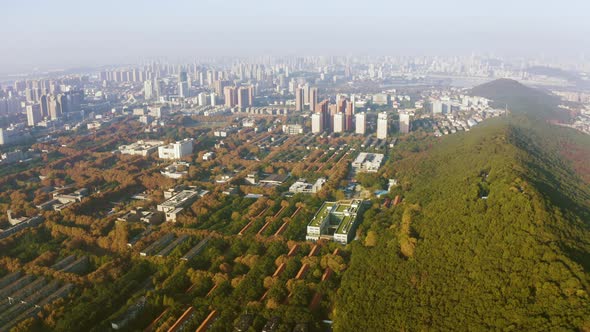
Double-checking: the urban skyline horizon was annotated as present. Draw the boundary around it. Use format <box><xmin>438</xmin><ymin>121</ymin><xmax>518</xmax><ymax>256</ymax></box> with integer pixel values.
<box><xmin>1</xmin><ymin>0</ymin><xmax>590</xmax><ymax>74</ymax></box>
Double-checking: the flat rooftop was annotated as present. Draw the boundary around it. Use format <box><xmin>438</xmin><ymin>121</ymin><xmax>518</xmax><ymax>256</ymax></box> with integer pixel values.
<box><xmin>310</xmin><ymin>199</ymin><xmax>364</xmax><ymax>235</ymax></box>
<box><xmin>309</xmin><ymin>202</ymin><xmax>335</xmax><ymax>227</ymax></box>
<box><xmin>160</xmin><ymin>190</ymin><xmax>199</xmax><ymax>208</ymax></box>
<box><xmin>336</xmin><ymin>215</ymin><xmax>355</xmax><ymax>235</ymax></box>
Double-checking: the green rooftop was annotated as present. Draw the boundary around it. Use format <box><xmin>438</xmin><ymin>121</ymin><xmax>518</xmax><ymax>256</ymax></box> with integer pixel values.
<box><xmin>309</xmin><ymin>202</ymin><xmax>335</xmax><ymax>227</ymax></box>
<box><xmin>335</xmin><ymin>203</ymin><xmax>348</xmax><ymax>213</ymax></box>
<box><xmin>336</xmin><ymin>215</ymin><xmax>356</xmax><ymax>234</ymax></box>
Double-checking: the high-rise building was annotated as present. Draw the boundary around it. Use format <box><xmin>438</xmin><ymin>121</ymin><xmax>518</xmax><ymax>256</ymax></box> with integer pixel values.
<box><xmin>355</xmin><ymin>113</ymin><xmax>366</xmax><ymax>135</ymax></box>
<box><xmin>66</xmin><ymin>91</ymin><xmax>83</xmax><ymax>114</ymax></box>
<box><xmin>237</xmin><ymin>86</ymin><xmax>253</xmax><ymax>109</ymax></box>
<box><xmin>345</xmin><ymin>100</ymin><xmax>354</xmax><ymax>131</ymax></box>
<box><xmin>329</xmin><ymin>104</ymin><xmax>338</xmax><ymax>132</ymax></box>
<box><xmin>26</xmin><ymin>104</ymin><xmax>41</xmax><ymax>126</ymax></box>
<box><xmin>144</xmin><ymin>80</ymin><xmax>153</xmax><ymax>100</ymax></box>
<box><xmin>39</xmin><ymin>95</ymin><xmax>49</xmax><ymax>118</ymax></box>
<box><xmin>213</xmin><ymin>80</ymin><xmax>229</xmax><ymax>95</ymax></box>
<box><xmin>377</xmin><ymin>112</ymin><xmax>388</xmax><ymax>139</ymax></box>
<box><xmin>56</xmin><ymin>94</ymin><xmax>68</xmax><ymax>114</ymax></box>
<box><xmin>444</xmin><ymin>102</ymin><xmax>453</xmax><ymax>114</ymax></box>
<box><xmin>210</xmin><ymin>93</ymin><xmax>217</xmax><ymax>106</ymax></box>
<box><xmin>432</xmin><ymin>100</ymin><xmax>443</xmax><ymax>114</ymax></box>
<box><xmin>316</xmin><ymin>99</ymin><xmax>330</xmax><ymax>133</ymax></box>
<box><xmin>295</xmin><ymin>87</ymin><xmax>305</xmax><ymax>111</ymax></box>
<box><xmin>154</xmin><ymin>79</ymin><xmax>162</xmax><ymax>100</ymax></box>
<box><xmin>311</xmin><ymin>113</ymin><xmax>322</xmax><ymax>133</ymax></box>
<box><xmin>178</xmin><ymin>71</ymin><xmax>189</xmax><ymax>98</ymax></box>
<box><xmin>399</xmin><ymin>112</ymin><xmax>411</xmax><ymax>134</ymax></box>
<box><xmin>48</xmin><ymin>95</ymin><xmax>61</xmax><ymax>120</ymax></box>
<box><xmin>25</xmin><ymin>89</ymin><xmax>34</xmax><ymax>103</ymax></box>
<box><xmin>198</xmin><ymin>92</ymin><xmax>209</xmax><ymax>106</ymax></box>
<box><xmin>333</xmin><ymin>113</ymin><xmax>345</xmax><ymax>133</ymax></box>
<box><xmin>309</xmin><ymin>87</ymin><xmax>318</xmax><ymax>112</ymax></box>
<box><xmin>224</xmin><ymin>86</ymin><xmax>237</xmax><ymax>108</ymax></box>
<box><xmin>303</xmin><ymin>83</ymin><xmax>311</xmax><ymax>104</ymax></box>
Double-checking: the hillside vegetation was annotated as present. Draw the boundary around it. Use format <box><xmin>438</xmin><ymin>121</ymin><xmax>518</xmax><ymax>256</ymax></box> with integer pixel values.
<box><xmin>469</xmin><ymin>79</ymin><xmax>568</xmax><ymax>122</ymax></box>
<box><xmin>334</xmin><ymin>119</ymin><xmax>590</xmax><ymax>331</ymax></box>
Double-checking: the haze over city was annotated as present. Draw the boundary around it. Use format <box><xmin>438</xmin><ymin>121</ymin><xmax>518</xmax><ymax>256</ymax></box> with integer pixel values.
<box><xmin>0</xmin><ymin>1</ymin><xmax>589</xmax><ymax>331</ymax></box>
<box><xmin>1</xmin><ymin>0</ymin><xmax>590</xmax><ymax>74</ymax></box>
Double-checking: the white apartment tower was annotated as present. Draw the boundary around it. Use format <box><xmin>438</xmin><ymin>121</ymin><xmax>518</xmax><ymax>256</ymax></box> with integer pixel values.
<box><xmin>26</xmin><ymin>104</ymin><xmax>42</xmax><ymax>127</ymax></box>
<box><xmin>333</xmin><ymin>113</ymin><xmax>345</xmax><ymax>133</ymax></box>
<box><xmin>399</xmin><ymin>112</ymin><xmax>411</xmax><ymax>134</ymax></box>
<box><xmin>355</xmin><ymin>112</ymin><xmax>366</xmax><ymax>135</ymax></box>
<box><xmin>198</xmin><ymin>92</ymin><xmax>209</xmax><ymax>106</ymax></box>
<box><xmin>432</xmin><ymin>100</ymin><xmax>443</xmax><ymax>114</ymax></box>
<box><xmin>144</xmin><ymin>80</ymin><xmax>153</xmax><ymax>100</ymax></box>
<box><xmin>311</xmin><ymin>113</ymin><xmax>322</xmax><ymax>133</ymax></box>
<box><xmin>377</xmin><ymin>112</ymin><xmax>388</xmax><ymax>139</ymax></box>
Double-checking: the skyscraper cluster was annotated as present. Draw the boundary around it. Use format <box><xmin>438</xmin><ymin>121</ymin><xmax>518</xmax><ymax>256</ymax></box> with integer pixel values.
<box><xmin>26</xmin><ymin>91</ymin><xmax>83</xmax><ymax>126</ymax></box>
<box><xmin>223</xmin><ymin>85</ymin><xmax>254</xmax><ymax>108</ymax></box>
<box><xmin>294</xmin><ymin>84</ymin><xmax>318</xmax><ymax>112</ymax></box>
<box><xmin>311</xmin><ymin>96</ymin><xmax>373</xmax><ymax>136</ymax></box>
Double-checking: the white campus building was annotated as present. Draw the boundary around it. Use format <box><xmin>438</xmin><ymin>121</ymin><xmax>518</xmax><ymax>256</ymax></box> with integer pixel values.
<box><xmin>158</xmin><ymin>138</ymin><xmax>193</xmax><ymax>160</ymax></box>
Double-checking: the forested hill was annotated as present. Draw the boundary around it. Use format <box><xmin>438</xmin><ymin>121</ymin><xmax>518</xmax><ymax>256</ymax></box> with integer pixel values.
<box><xmin>334</xmin><ymin>119</ymin><xmax>590</xmax><ymax>331</ymax></box>
<box><xmin>469</xmin><ymin>79</ymin><xmax>568</xmax><ymax>122</ymax></box>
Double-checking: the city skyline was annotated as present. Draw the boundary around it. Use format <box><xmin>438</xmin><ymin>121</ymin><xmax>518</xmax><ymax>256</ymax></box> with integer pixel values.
<box><xmin>0</xmin><ymin>1</ymin><xmax>589</xmax><ymax>329</ymax></box>
<box><xmin>1</xmin><ymin>0</ymin><xmax>590</xmax><ymax>74</ymax></box>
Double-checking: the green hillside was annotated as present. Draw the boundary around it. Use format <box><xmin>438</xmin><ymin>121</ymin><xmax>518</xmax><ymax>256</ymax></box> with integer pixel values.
<box><xmin>334</xmin><ymin>119</ymin><xmax>590</xmax><ymax>331</ymax></box>
<box><xmin>469</xmin><ymin>79</ymin><xmax>568</xmax><ymax>122</ymax></box>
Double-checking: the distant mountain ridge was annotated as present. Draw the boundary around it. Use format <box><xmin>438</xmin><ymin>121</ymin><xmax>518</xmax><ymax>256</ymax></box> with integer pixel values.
<box><xmin>470</xmin><ymin>79</ymin><xmax>568</xmax><ymax>122</ymax></box>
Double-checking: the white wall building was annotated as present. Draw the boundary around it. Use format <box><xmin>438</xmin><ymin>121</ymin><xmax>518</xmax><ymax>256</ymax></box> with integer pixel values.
<box><xmin>333</xmin><ymin>113</ymin><xmax>344</xmax><ymax>133</ymax></box>
<box><xmin>118</xmin><ymin>140</ymin><xmax>164</xmax><ymax>157</ymax></box>
<box><xmin>198</xmin><ymin>92</ymin><xmax>209</xmax><ymax>106</ymax></box>
<box><xmin>352</xmin><ymin>152</ymin><xmax>384</xmax><ymax>173</ymax></box>
<box><xmin>399</xmin><ymin>112</ymin><xmax>411</xmax><ymax>134</ymax></box>
<box><xmin>311</xmin><ymin>113</ymin><xmax>322</xmax><ymax>133</ymax></box>
<box><xmin>158</xmin><ymin>138</ymin><xmax>193</xmax><ymax>160</ymax></box>
<box><xmin>377</xmin><ymin>112</ymin><xmax>388</xmax><ymax>139</ymax></box>
<box><xmin>282</xmin><ymin>124</ymin><xmax>303</xmax><ymax>135</ymax></box>
<box><xmin>432</xmin><ymin>100</ymin><xmax>443</xmax><ymax>114</ymax></box>
<box><xmin>144</xmin><ymin>80</ymin><xmax>153</xmax><ymax>100</ymax></box>
<box><xmin>26</xmin><ymin>104</ymin><xmax>42</xmax><ymax>127</ymax></box>
<box><xmin>355</xmin><ymin>112</ymin><xmax>366</xmax><ymax>135</ymax></box>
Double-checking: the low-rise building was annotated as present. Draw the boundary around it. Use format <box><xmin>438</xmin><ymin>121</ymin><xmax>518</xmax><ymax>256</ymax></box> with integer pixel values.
<box><xmin>157</xmin><ymin>187</ymin><xmax>208</xmax><ymax>222</ymax></box>
<box><xmin>289</xmin><ymin>178</ymin><xmax>327</xmax><ymax>194</ymax></box>
<box><xmin>202</xmin><ymin>152</ymin><xmax>215</xmax><ymax>161</ymax></box>
<box><xmin>38</xmin><ymin>188</ymin><xmax>89</xmax><ymax>211</ymax></box>
<box><xmin>158</xmin><ymin>138</ymin><xmax>193</xmax><ymax>160</ymax></box>
<box><xmin>306</xmin><ymin>199</ymin><xmax>364</xmax><ymax>245</ymax></box>
<box><xmin>118</xmin><ymin>140</ymin><xmax>164</xmax><ymax>157</ymax></box>
<box><xmin>242</xmin><ymin>118</ymin><xmax>256</xmax><ymax>127</ymax></box>
<box><xmin>260</xmin><ymin>173</ymin><xmax>290</xmax><ymax>186</ymax></box>
<box><xmin>161</xmin><ymin>161</ymin><xmax>190</xmax><ymax>179</ymax></box>
<box><xmin>213</xmin><ymin>127</ymin><xmax>237</xmax><ymax>137</ymax></box>
<box><xmin>87</xmin><ymin>121</ymin><xmax>102</xmax><ymax>130</ymax></box>
<box><xmin>117</xmin><ymin>208</ymin><xmax>164</xmax><ymax>224</ymax></box>
<box><xmin>0</xmin><ymin>215</ymin><xmax>44</xmax><ymax>240</ymax></box>
<box><xmin>282</xmin><ymin>124</ymin><xmax>304</xmax><ymax>135</ymax></box>
<box><xmin>351</xmin><ymin>152</ymin><xmax>384</xmax><ymax>173</ymax></box>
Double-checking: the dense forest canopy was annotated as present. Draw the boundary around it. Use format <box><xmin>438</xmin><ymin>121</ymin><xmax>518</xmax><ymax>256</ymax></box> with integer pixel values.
<box><xmin>334</xmin><ymin>117</ymin><xmax>590</xmax><ymax>331</ymax></box>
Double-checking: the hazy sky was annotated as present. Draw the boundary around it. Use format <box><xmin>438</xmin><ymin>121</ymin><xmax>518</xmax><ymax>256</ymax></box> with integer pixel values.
<box><xmin>1</xmin><ymin>0</ymin><xmax>589</xmax><ymax>73</ymax></box>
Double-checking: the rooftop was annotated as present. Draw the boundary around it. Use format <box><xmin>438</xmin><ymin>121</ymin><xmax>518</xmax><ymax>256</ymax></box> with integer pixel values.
<box><xmin>336</xmin><ymin>215</ymin><xmax>355</xmax><ymax>235</ymax></box>
<box><xmin>309</xmin><ymin>202</ymin><xmax>335</xmax><ymax>227</ymax></box>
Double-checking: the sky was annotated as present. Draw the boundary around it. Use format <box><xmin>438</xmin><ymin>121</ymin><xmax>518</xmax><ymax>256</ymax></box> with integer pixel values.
<box><xmin>0</xmin><ymin>0</ymin><xmax>589</xmax><ymax>73</ymax></box>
